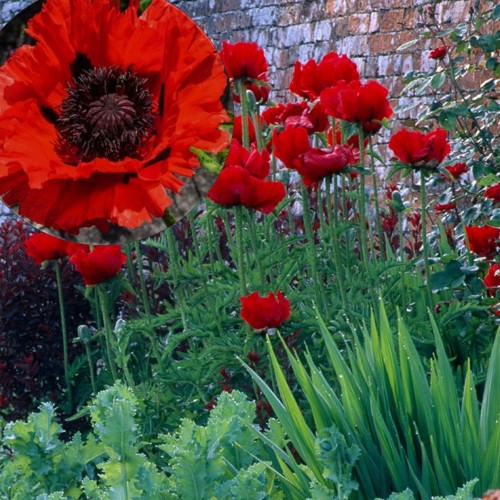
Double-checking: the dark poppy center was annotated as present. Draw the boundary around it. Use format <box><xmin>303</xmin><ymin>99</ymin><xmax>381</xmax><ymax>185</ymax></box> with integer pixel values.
<box><xmin>57</xmin><ymin>66</ymin><xmax>156</xmax><ymax>163</ymax></box>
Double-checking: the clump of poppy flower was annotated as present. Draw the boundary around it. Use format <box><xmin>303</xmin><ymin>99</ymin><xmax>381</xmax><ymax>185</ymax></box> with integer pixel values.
<box><xmin>389</xmin><ymin>127</ymin><xmax>450</xmax><ymax>170</ymax></box>
<box><xmin>0</xmin><ymin>0</ymin><xmax>230</xmax><ymax>236</ymax></box>
<box><xmin>240</xmin><ymin>291</ymin><xmax>291</xmax><ymax>330</ymax></box>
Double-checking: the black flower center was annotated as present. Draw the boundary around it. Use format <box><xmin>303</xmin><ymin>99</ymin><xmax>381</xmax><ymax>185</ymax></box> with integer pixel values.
<box><xmin>57</xmin><ymin>66</ymin><xmax>156</xmax><ymax>163</ymax></box>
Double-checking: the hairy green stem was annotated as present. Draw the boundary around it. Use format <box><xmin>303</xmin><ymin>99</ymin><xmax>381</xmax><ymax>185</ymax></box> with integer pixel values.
<box><xmin>236</xmin><ymin>80</ymin><xmax>250</xmax><ymax>149</ymax></box>
<box><xmin>420</xmin><ymin>174</ymin><xmax>433</xmax><ymax>307</ymax></box>
<box><xmin>54</xmin><ymin>260</ymin><xmax>72</xmax><ymax>407</ymax></box>
<box><xmin>188</xmin><ymin>212</ymin><xmax>224</xmax><ymax>335</ymax></box>
<box><xmin>248</xmin><ymin>209</ymin><xmax>266</xmax><ymax>291</ymax></box>
<box><xmin>133</xmin><ymin>242</ymin><xmax>162</xmax><ymax>366</ymax></box>
<box><xmin>301</xmin><ymin>182</ymin><xmax>328</xmax><ymax>312</ymax></box>
<box><xmin>325</xmin><ymin>176</ymin><xmax>348</xmax><ymax>309</ymax></box>
<box><xmin>357</xmin><ymin>127</ymin><xmax>369</xmax><ymax>267</ymax></box>
<box><xmin>368</xmin><ymin>135</ymin><xmax>385</xmax><ymax>259</ymax></box>
<box><xmin>234</xmin><ymin>206</ymin><xmax>248</xmax><ymax>296</ymax></box>
<box><xmin>83</xmin><ymin>340</ymin><xmax>97</xmax><ymax>395</ymax></box>
<box><xmin>97</xmin><ymin>285</ymin><xmax>118</xmax><ymax>382</ymax></box>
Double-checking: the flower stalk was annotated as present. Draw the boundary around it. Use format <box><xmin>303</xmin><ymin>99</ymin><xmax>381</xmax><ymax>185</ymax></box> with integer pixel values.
<box><xmin>54</xmin><ymin>260</ymin><xmax>72</xmax><ymax>407</ymax></box>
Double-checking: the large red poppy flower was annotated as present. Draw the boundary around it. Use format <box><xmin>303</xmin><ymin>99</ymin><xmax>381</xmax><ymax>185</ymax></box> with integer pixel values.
<box><xmin>273</xmin><ymin>126</ymin><xmax>354</xmax><ymax>185</ymax></box>
<box><xmin>0</xmin><ymin>0</ymin><xmax>229</xmax><ymax>237</ymax></box>
<box><xmin>240</xmin><ymin>291</ymin><xmax>291</xmax><ymax>329</ymax></box>
<box><xmin>224</xmin><ymin>139</ymin><xmax>270</xmax><ymax>179</ymax></box>
<box><xmin>388</xmin><ymin>128</ymin><xmax>450</xmax><ymax>170</ymax></box>
<box><xmin>262</xmin><ymin>101</ymin><xmax>328</xmax><ymax>134</ymax></box>
<box><xmin>289</xmin><ymin>52</ymin><xmax>360</xmax><ymax>101</ymax></box>
<box><xmin>464</xmin><ymin>225</ymin><xmax>500</xmax><ymax>258</ymax></box>
<box><xmin>272</xmin><ymin>126</ymin><xmax>311</xmax><ymax>170</ymax></box>
<box><xmin>207</xmin><ymin>166</ymin><xmax>285</xmax><ymax>214</ymax></box>
<box><xmin>70</xmin><ymin>245</ymin><xmax>126</xmax><ymax>286</ymax></box>
<box><xmin>320</xmin><ymin>80</ymin><xmax>393</xmax><ymax>134</ymax></box>
<box><xmin>25</xmin><ymin>232</ymin><xmax>72</xmax><ymax>265</ymax></box>
<box><xmin>297</xmin><ymin>146</ymin><xmax>355</xmax><ymax>186</ymax></box>
<box><xmin>219</xmin><ymin>41</ymin><xmax>270</xmax><ymax>103</ymax></box>
<box><xmin>25</xmin><ymin>231</ymin><xmax>89</xmax><ymax>264</ymax></box>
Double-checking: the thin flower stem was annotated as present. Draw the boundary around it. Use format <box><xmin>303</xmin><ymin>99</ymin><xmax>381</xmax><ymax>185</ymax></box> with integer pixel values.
<box><xmin>368</xmin><ymin>135</ymin><xmax>385</xmax><ymax>259</ymax></box>
<box><xmin>236</xmin><ymin>80</ymin><xmax>250</xmax><ymax>149</ymax></box>
<box><xmin>420</xmin><ymin>174</ymin><xmax>434</xmax><ymax>307</ymax></box>
<box><xmin>301</xmin><ymin>182</ymin><xmax>328</xmax><ymax>312</ymax></box>
<box><xmin>247</xmin><ymin>209</ymin><xmax>266</xmax><ymax>291</ymax></box>
<box><xmin>251</xmin><ymin>106</ymin><xmax>265</xmax><ymax>152</ymax></box>
<box><xmin>188</xmin><ymin>212</ymin><xmax>224</xmax><ymax>335</ymax></box>
<box><xmin>234</xmin><ymin>206</ymin><xmax>248</xmax><ymax>296</ymax></box>
<box><xmin>123</xmin><ymin>243</ymin><xmax>136</xmax><ymax>284</ymax></box>
<box><xmin>325</xmin><ymin>175</ymin><xmax>348</xmax><ymax>309</ymax></box>
<box><xmin>97</xmin><ymin>285</ymin><xmax>118</xmax><ymax>382</ymax></box>
<box><xmin>398</xmin><ymin>214</ymin><xmax>407</xmax><ymax>309</ymax></box>
<box><xmin>54</xmin><ymin>260</ymin><xmax>72</xmax><ymax>407</ymax></box>
<box><xmin>166</xmin><ymin>228</ymin><xmax>189</xmax><ymax>332</ymax></box>
<box><xmin>83</xmin><ymin>340</ymin><xmax>97</xmax><ymax>395</ymax></box>
<box><xmin>133</xmin><ymin>242</ymin><xmax>162</xmax><ymax>366</ymax></box>
<box><xmin>357</xmin><ymin>127</ymin><xmax>370</xmax><ymax>267</ymax></box>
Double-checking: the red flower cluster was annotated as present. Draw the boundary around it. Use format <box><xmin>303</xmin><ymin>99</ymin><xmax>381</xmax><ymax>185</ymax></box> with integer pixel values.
<box><xmin>429</xmin><ymin>46</ymin><xmax>448</xmax><ymax>60</ymax></box>
<box><xmin>273</xmin><ymin>126</ymin><xmax>355</xmax><ymax>185</ymax></box>
<box><xmin>289</xmin><ymin>52</ymin><xmax>360</xmax><ymax>100</ymax></box>
<box><xmin>70</xmin><ymin>245</ymin><xmax>126</xmax><ymax>286</ymax></box>
<box><xmin>320</xmin><ymin>80</ymin><xmax>393</xmax><ymax>134</ymax></box>
<box><xmin>465</xmin><ymin>225</ymin><xmax>500</xmax><ymax>258</ymax></box>
<box><xmin>485</xmin><ymin>184</ymin><xmax>500</xmax><ymax>203</ymax></box>
<box><xmin>484</xmin><ymin>264</ymin><xmax>500</xmax><ymax>296</ymax></box>
<box><xmin>220</xmin><ymin>41</ymin><xmax>270</xmax><ymax>103</ymax></box>
<box><xmin>240</xmin><ymin>291</ymin><xmax>291</xmax><ymax>329</ymax></box>
<box><xmin>207</xmin><ymin>140</ymin><xmax>285</xmax><ymax>213</ymax></box>
<box><xmin>0</xmin><ymin>0</ymin><xmax>229</xmax><ymax>236</ymax></box>
<box><xmin>389</xmin><ymin>128</ymin><xmax>450</xmax><ymax>170</ymax></box>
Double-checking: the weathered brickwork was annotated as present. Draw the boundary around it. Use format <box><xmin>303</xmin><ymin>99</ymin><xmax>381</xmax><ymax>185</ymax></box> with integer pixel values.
<box><xmin>1</xmin><ymin>0</ymin><xmax>494</xmax><ymax>111</ymax></box>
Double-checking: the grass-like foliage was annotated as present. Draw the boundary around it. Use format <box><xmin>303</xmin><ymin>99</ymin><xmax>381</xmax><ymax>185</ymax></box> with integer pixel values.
<box><xmin>245</xmin><ymin>300</ymin><xmax>500</xmax><ymax>499</ymax></box>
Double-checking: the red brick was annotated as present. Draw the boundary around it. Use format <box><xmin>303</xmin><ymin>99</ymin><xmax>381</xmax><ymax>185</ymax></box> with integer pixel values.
<box><xmin>379</xmin><ymin>9</ymin><xmax>406</xmax><ymax>32</ymax></box>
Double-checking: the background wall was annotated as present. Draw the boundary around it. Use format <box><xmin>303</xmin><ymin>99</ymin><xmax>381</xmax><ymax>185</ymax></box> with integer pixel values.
<box><xmin>1</xmin><ymin>0</ymin><xmax>490</xmax><ymax>105</ymax></box>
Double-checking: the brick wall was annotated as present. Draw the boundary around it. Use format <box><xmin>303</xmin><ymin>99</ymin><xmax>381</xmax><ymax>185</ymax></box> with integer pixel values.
<box><xmin>1</xmin><ymin>0</ymin><xmax>494</xmax><ymax>111</ymax></box>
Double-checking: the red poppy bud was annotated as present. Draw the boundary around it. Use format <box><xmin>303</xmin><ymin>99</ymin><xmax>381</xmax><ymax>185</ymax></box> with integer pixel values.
<box><xmin>484</xmin><ymin>264</ymin><xmax>500</xmax><ymax>297</ymax></box>
<box><xmin>429</xmin><ymin>46</ymin><xmax>447</xmax><ymax>60</ymax></box>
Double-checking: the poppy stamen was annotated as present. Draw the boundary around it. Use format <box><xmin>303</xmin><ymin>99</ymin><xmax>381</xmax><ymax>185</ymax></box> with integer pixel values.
<box><xmin>57</xmin><ymin>66</ymin><xmax>156</xmax><ymax>163</ymax></box>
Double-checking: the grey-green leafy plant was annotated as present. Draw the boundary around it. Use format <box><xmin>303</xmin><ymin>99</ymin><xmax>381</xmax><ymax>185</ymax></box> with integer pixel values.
<box><xmin>245</xmin><ymin>300</ymin><xmax>500</xmax><ymax>499</ymax></box>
